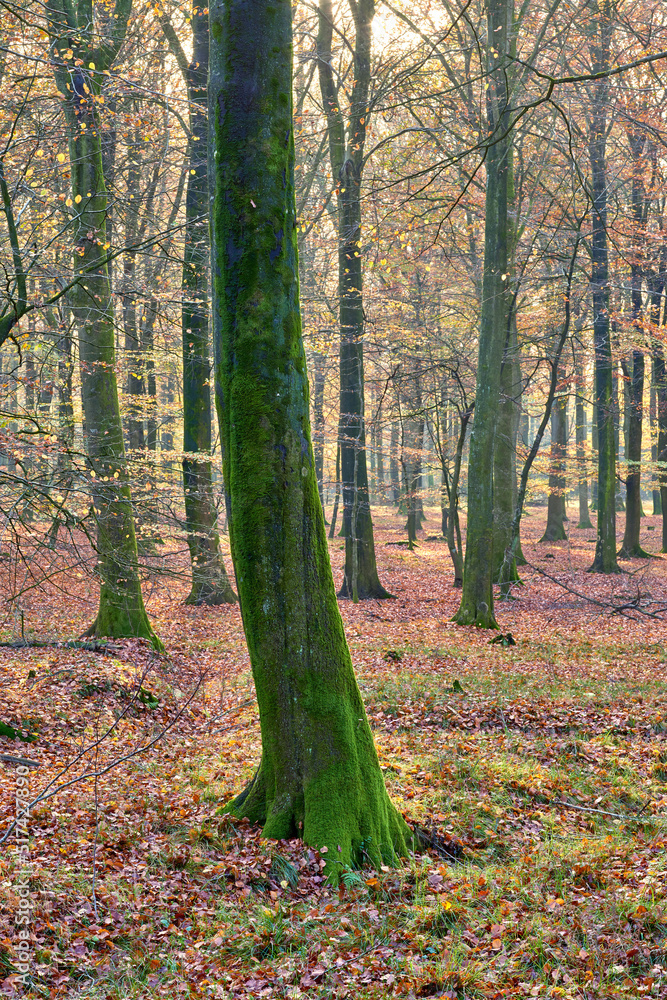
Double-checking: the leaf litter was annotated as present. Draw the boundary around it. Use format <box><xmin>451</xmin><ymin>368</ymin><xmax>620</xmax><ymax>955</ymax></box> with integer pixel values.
<box><xmin>1</xmin><ymin>509</ymin><xmax>667</xmax><ymax>998</ymax></box>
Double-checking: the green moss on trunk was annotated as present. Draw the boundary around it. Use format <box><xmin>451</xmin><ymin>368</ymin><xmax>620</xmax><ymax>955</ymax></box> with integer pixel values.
<box><xmin>454</xmin><ymin>0</ymin><xmax>513</xmax><ymax>629</ymax></box>
<box><xmin>48</xmin><ymin>6</ymin><xmax>160</xmax><ymax>647</ymax></box>
<box><xmin>209</xmin><ymin>0</ymin><xmax>409</xmax><ymax>879</ymax></box>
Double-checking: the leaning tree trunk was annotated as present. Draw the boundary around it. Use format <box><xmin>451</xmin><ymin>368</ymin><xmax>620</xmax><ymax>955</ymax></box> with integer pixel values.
<box><xmin>49</xmin><ymin>1</ymin><xmax>159</xmax><ymax>645</ymax></box>
<box><xmin>209</xmin><ymin>0</ymin><xmax>410</xmax><ymax>877</ymax></box>
<box><xmin>587</xmin><ymin>2</ymin><xmax>619</xmax><ymax>573</ymax></box>
<box><xmin>454</xmin><ymin>0</ymin><xmax>513</xmax><ymax>628</ymax></box>
<box><xmin>162</xmin><ymin>6</ymin><xmax>236</xmax><ymax>604</ymax></box>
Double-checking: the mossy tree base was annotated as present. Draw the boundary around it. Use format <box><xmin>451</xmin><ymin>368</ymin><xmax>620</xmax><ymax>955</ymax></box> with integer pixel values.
<box><xmin>225</xmin><ymin>711</ymin><xmax>411</xmax><ymax>878</ymax></box>
<box><xmin>617</xmin><ymin>545</ymin><xmax>651</xmax><ymax>560</ymax></box>
<box><xmin>452</xmin><ymin>602</ymin><xmax>499</xmax><ymax>629</ymax></box>
<box><xmin>85</xmin><ymin>600</ymin><xmax>163</xmax><ymax>651</ymax></box>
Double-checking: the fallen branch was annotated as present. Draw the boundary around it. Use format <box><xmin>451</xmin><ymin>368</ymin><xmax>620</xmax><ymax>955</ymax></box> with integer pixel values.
<box><xmin>0</xmin><ymin>640</ymin><xmax>121</xmax><ymax>654</ymax></box>
<box><xmin>525</xmin><ymin>562</ymin><xmax>667</xmax><ymax>620</ymax></box>
<box><xmin>548</xmin><ymin>797</ymin><xmax>647</xmax><ymax>821</ymax></box>
<box><xmin>0</xmin><ymin>754</ymin><xmax>40</xmax><ymax>769</ymax></box>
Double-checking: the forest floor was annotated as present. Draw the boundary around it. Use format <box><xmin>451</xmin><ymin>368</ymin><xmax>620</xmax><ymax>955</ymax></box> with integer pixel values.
<box><xmin>1</xmin><ymin>504</ymin><xmax>667</xmax><ymax>999</ymax></box>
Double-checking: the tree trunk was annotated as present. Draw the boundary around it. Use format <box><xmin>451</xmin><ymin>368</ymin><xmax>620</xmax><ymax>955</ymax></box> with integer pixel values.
<box><xmin>390</xmin><ymin>420</ymin><xmax>400</xmax><ymax>504</ymax></box>
<box><xmin>493</xmin><ymin>317</ymin><xmax>521</xmax><ymax>579</ymax></box>
<box><xmin>587</xmin><ymin>2</ymin><xmax>620</xmax><ymax>573</ymax></box>
<box><xmin>164</xmin><ymin>6</ymin><xmax>236</xmax><ymax>604</ymax></box>
<box><xmin>540</xmin><ymin>371</ymin><xmax>567</xmax><ymax>542</ymax></box>
<box><xmin>49</xmin><ymin>3</ymin><xmax>160</xmax><ymax>645</ymax></box>
<box><xmin>447</xmin><ymin>409</ymin><xmax>472</xmax><ymax>588</ymax></box>
<box><xmin>122</xmin><ymin>134</ymin><xmax>145</xmax><ymax>454</ymax></box>
<box><xmin>375</xmin><ymin>393</ymin><xmax>385</xmax><ymax>502</ymax></box>
<box><xmin>650</xmin><ymin>376</ymin><xmax>661</xmax><ymax>515</ymax></box>
<box><xmin>591</xmin><ymin>395</ymin><xmax>598</xmax><ymax>510</ymax></box>
<box><xmin>619</xmin><ymin>351</ymin><xmax>648</xmax><ymax>557</ymax></box>
<box><xmin>574</xmin><ymin>348</ymin><xmax>593</xmax><ymax>528</ymax></box>
<box><xmin>209</xmin><ymin>0</ymin><xmax>409</xmax><ymax>876</ymax></box>
<box><xmin>317</xmin><ymin>0</ymin><xmax>389</xmax><ymax>599</ymax></box>
<box><xmin>454</xmin><ymin>0</ymin><xmax>513</xmax><ymax>627</ymax></box>
<box><xmin>328</xmin><ymin>443</ymin><xmax>341</xmax><ymax>539</ymax></box>
<box><xmin>619</xmin><ymin>120</ymin><xmax>649</xmax><ymax>558</ymax></box>
<box><xmin>655</xmin><ymin>344</ymin><xmax>667</xmax><ymax>552</ymax></box>
<box><xmin>311</xmin><ymin>350</ymin><xmax>327</xmax><ymax>514</ymax></box>
<box><xmin>651</xmin><ymin>279</ymin><xmax>667</xmax><ymax>551</ymax></box>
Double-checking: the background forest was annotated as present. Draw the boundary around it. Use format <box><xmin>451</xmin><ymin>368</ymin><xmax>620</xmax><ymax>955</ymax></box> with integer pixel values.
<box><xmin>2</xmin><ymin>0</ymin><xmax>667</xmax><ymax>997</ymax></box>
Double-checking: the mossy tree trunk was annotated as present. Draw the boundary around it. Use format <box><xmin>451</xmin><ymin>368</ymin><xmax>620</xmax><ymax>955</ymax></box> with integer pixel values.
<box><xmin>454</xmin><ymin>0</ymin><xmax>513</xmax><ymax>628</ymax></box>
<box><xmin>587</xmin><ymin>2</ymin><xmax>620</xmax><ymax>573</ymax></box>
<box><xmin>209</xmin><ymin>0</ymin><xmax>410</xmax><ymax>876</ymax></box>
<box><xmin>317</xmin><ymin>0</ymin><xmax>389</xmax><ymax>599</ymax></box>
<box><xmin>161</xmin><ymin>6</ymin><xmax>235</xmax><ymax>605</ymax></box>
<box><xmin>48</xmin><ymin>0</ymin><xmax>160</xmax><ymax>645</ymax></box>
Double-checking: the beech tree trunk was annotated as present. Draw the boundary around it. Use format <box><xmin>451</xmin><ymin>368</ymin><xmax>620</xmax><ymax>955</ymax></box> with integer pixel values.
<box><xmin>619</xmin><ymin>351</ymin><xmax>648</xmax><ymax>558</ymax></box>
<box><xmin>587</xmin><ymin>2</ymin><xmax>619</xmax><ymax>573</ymax></box>
<box><xmin>317</xmin><ymin>0</ymin><xmax>389</xmax><ymax>599</ymax></box>
<box><xmin>650</xmin><ymin>376</ymin><xmax>661</xmax><ymax>515</ymax></box>
<box><xmin>162</xmin><ymin>6</ymin><xmax>236</xmax><ymax>604</ymax></box>
<box><xmin>455</xmin><ymin>0</ymin><xmax>513</xmax><ymax>628</ymax></box>
<box><xmin>209</xmin><ymin>0</ymin><xmax>410</xmax><ymax>876</ymax></box>
<box><xmin>311</xmin><ymin>350</ymin><xmax>327</xmax><ymax>513</ymax></box>
<box><xmin>619</xmin><ymin>122</ymin><xmax>649</xmax><ymax>559</ymax></box>
<box><xmin>48</xmin><ymin>0</ymin><xmax>159</xmax><ymax>645</ymax></box>
<box><xmin>493</xmin><ymin>318</ymin><xmax>521</xmax><ymax>580</ymax></box>
<box><xmin>540</xmin><ymin>372</ymin><xmax>568</xmax><ymax>542</ymax></box>
<box><xmin>574</xmin><ymin>348</ymin><xmax>593</xmax><ymax>528</ymax></box>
